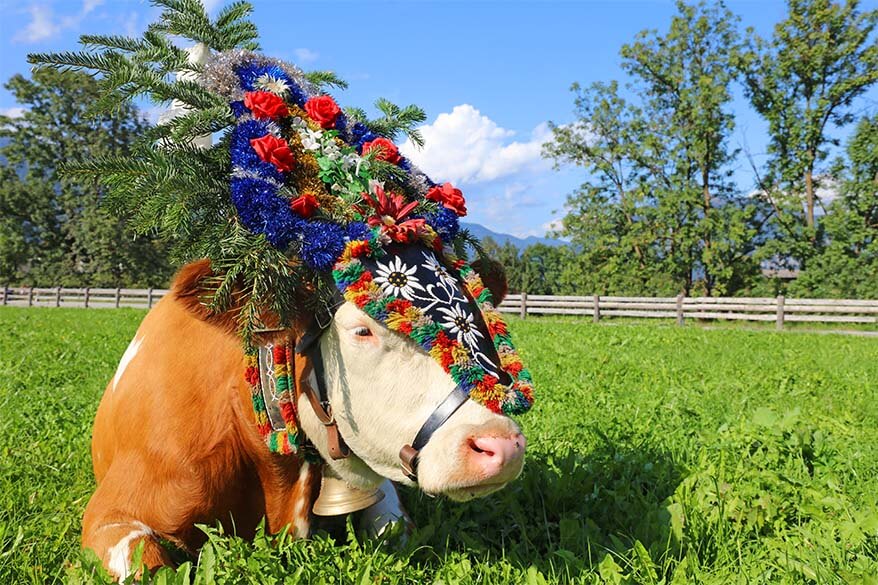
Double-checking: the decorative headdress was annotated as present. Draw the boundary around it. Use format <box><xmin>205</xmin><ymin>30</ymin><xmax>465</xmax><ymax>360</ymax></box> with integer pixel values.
<box><xmin>30</xmin><ymin>1</ymin><xmax>533</xmax><ymax>457</ymax></box>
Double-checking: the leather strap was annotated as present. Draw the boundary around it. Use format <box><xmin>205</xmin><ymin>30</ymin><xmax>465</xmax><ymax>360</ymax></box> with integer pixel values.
<box><xmin>400</xmin><ymin>385</ymin><xmax>470</xmax><ymax>481</ymax></box>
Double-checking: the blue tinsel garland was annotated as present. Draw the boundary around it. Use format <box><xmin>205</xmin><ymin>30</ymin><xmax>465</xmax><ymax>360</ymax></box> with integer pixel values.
<box><xmin>230</xmin><ymin>119</ymin><xmax>285</xmax><ymax>182</ymax></box>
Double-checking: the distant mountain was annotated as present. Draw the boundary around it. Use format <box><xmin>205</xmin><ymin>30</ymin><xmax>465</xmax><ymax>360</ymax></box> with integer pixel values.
<box><xmin>462</xmin><ymin>222</ymin><xmax>564</xmax><ymax>251</ymax></box>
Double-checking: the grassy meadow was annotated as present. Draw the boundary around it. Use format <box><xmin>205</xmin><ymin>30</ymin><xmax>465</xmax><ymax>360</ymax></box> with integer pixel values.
<box><xmin>0</xmin><ymin>307</ymin><xmax>876</xmax><ymax>583</ymax></box>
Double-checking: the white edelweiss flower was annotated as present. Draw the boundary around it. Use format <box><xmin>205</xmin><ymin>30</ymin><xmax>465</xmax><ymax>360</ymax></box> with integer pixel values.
<box><xmin>374</xmin><ymin>256</ymin><xmax>425</xmax><ymax>301</ymax></box>
<box><xmin>255</xmin><ymin>74</ymin><xmax>290</xmax><ymax>97</ymax></box>
<box><xmin>300</xmin><ymin>128</ymin><xmax>322</xmax><ymax>151</ymax></box>
<box><xmin>289</xmin><ymin>116</ymin><xmax>307</xmax><ymax>130</ymax></box>
<box><xmin>422</xmin><ymin>252</ymin><xmax>457</xmax><ymax>287</ymax></box>
<box><xmin>323</xmin><ymin>143</ymin><xmax>342</xmax><ymax>161</ymax></box>
<box><xmin>437</xmin><ymin>304</ymin><xmax>484</xmax><ymax>348</ymax></box>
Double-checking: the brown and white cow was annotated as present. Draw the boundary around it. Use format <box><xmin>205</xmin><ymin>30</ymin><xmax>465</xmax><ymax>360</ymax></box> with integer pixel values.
<box><xmin>84</xmin><ymin>259</ymin><xmax>526</xmax><ymax>579</ymax></box>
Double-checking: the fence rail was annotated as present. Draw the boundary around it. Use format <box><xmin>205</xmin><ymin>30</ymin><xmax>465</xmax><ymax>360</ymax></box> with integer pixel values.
<box><xmin>2</xmin><ymin>286</ymin><xmax>877</xmax><ymax>329</ymax></box>
<box><xmin>0</xmin><ymin>286</ymin><xmax>170</xmax><ymax>309</ymax></box>
<box><xmin>498</xmin><ymin>293</ymin><xmax>878</xmax><ymax>329</ymax></box>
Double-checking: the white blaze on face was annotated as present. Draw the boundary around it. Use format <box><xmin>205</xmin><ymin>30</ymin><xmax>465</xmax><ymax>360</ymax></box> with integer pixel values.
<box><xmin>297</xmin><ymin>302</ymin><xmax>523</xmax><ymax>499</ymax></box>
<box><xmin>112</xmin><ymin>335</ymin><xmax>143</xmax><ymax>392</ymax></box>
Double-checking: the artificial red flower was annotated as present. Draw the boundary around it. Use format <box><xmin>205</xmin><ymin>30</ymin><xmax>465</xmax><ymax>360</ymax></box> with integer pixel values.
<box><xmin>362</xmin><ymin>137</ymin><xmax>401</xmax><ymax>164</ymax></box>
<box><xmin>304</xmin><ymin>95</ymin><xmax>341</xmax><ymax>129</ymax></box>
<box><xmin>290</xmin><ymin>192</ymin><xmax>320</xmax><ymax>218</ymax></box>
<box><xmin>362</xmin><ymin>185</ymin><xmax>425</xmax><ymax>243</ymax></box>
<box><xmin>250</xmin><ymin>134</ymin><xmax>294</xmax><ymax>172</ymax></box>
<box><xmin>426</xmin><ymin>182</ymin><xmax>468</xmax><ymax>217</ymax></box>
<box><xmin>243</xmin><ymin>91</ymin><xmax>289</xmax><ymax>120</ymax></box>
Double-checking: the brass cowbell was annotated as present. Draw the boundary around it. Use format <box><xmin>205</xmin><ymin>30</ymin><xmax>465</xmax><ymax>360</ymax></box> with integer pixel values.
<box><xmin>312</xmin><ymin>468</ymin><xmax>384</xmax><ymax>516</ymax></box>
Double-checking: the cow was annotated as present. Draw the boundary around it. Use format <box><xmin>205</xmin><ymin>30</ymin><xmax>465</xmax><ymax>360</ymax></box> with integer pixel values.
<box><xmin>84</xmin><ymin>258</ymin><xmax>526</xmax><ymax>580</ymax></box>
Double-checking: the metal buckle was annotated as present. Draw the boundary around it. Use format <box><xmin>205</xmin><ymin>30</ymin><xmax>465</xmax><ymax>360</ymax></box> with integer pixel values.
<box><xmin>321</xmin><ymin>402</ymin><xmax>336</xmax><ymax>426</ymax></box>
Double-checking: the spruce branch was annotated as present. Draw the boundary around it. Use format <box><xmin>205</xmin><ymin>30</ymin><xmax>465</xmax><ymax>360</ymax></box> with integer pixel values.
<box><xmin>304</xmin><ymin>70</ymin><xmax>349</xmax><ymax>91</ymax></box>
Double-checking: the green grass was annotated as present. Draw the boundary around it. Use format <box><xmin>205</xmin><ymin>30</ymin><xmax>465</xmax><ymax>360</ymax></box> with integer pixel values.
<box><xmin>1</xmin><ymin>308</ymin><xmax>877</xmax><ymax>584</ymax></box>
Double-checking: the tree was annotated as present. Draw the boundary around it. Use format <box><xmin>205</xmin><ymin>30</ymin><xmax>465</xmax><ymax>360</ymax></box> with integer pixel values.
<box><xmin>790</xmin><ymin>114</ymin><xmax>878</xmax><ymax>297</ymax></box>
<box><xmin>0</xmin><ymin>69</ymin><xmax>172</xmax><ymax>286</ymax></box>
<box><xmin>546</xmin><ymin>1</ymin><xmax>758</xmax><ymax>295</ymax></box>
<box><xmin>739</xmin><ymin>0</ymin><xmax>878</xmax><ymax>244</ymax></box>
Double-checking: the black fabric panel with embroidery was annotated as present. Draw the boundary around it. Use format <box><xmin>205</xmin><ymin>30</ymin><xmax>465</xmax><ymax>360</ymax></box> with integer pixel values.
<box><xmin>357</xmin><ymin>244</ymin><xmax>511</xmax><ymax>386</ymax></box>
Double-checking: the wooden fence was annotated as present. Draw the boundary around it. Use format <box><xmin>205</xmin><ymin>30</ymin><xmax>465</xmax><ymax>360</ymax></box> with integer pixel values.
<box><xmin>499</xmin><ymin>293</ymin><xmax>878</xmax><ymax>329</ymax></box>
<box><xmin>2</xmin><ymin>287</ymin><xmax>877</xmax><ymax>330</ymax></box>
<box><xmin>0</xmin><ymin>287</ymin><xmax>169</xmax><ymax>309</ymax></box>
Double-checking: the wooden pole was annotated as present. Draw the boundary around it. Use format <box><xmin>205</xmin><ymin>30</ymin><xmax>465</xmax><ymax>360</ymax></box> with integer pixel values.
<box><xmin>1</xmin><ymin>284</ymin><xmax>7</xmax><ymax>306</ymax></box>
<box><xmin>84</xmin><ymin>287</ymin><xmax>90</xmax><ymax>308</ymax></box>
<box><xmin>27</xmin><ymin>287</ymin><xmax>34</xmax><ymax>307</ymax></box>
<box><xmin>593</xmin><ymin>295</ymin><xmax>600</xmax><ymax>323</ymax></box>
<box><xmin>519</xmin><ymin>291</ymin><xmax>527</xmax><ymax>319</ymax></box>
<box><xmin>55</xmin><ymin>286</ymin><xmax>62</xmax><ymax>307</ymax></box>
<box><xmin>147</xmin><ymin>288</ymin><xmax>154</xmax><ymax>309</ymax></box>
<box><xmin>776</xmin><ymin>295</ymin><xmax>785</xmax><ymax>331</ymax></box>
<box><xmin>676</xmin><ymin>294</ymin><xmax>685</xmax><ymax>326</ymax></box>
<box><xmin>115</xmin><ymin>287</ymin><xmax>121</xmax><ymax>308</ymax></box>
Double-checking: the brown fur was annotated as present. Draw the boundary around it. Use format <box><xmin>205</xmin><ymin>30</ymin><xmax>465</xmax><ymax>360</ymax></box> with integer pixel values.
<box><xmin>84</xmin><ymin>262</ymin><xmax>319</xmax><ymax>578</ymax></box>
<box><xmin>84</xmin><ymin>257</ymin><xmax>508</xmax><ymax>578</ymax></box>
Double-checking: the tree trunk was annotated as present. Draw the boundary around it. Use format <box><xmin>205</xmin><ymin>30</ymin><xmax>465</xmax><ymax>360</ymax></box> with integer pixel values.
<box><xmin>805</xmin><ymin>153</ymin><xmax>815</xmax><ymax>230</ymax></box>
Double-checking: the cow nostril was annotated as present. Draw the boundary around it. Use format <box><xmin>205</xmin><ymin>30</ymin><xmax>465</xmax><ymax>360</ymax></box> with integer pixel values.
<box><xmin>467</xmin><ymin>438</ymin><xmax>494</xmax><ymax>457</ymax></box>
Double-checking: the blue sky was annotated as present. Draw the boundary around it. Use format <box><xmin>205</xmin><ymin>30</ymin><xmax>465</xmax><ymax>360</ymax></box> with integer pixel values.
<box><xmin>1</xmin><ymin>0</ymin><xmax>876</xmax><ymax>237</ymax></box>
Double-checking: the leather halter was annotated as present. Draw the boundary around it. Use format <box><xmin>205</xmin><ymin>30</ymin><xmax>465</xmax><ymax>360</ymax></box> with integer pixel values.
<box><xmin>294</xmin><ymin>293</ymin><xmax>470</xmax><ymax>482</ymax></box>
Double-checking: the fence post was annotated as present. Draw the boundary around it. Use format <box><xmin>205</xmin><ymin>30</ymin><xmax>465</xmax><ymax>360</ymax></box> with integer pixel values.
<box><xmin>519</xmin><ymin>291</ymin><xmax>527</xmax><ymax>319</ymax></box>
<box><xmin>147</xmin><ymin>288</ymin><xmax>154</xmax><ymax>308</ymax></box>
<box><xmin>676</xmin><ymin>294</ymin><xmax>685</xmax><ymax>326</ymax></box>
<box><xmin>115</xmin><ymin>287</ymin><xmax>121</xmax><ymax>308</ymax></box>
<box><xmin>1</xmin><ymin>284</ymin><xmax>7</xmax><ymax>306</ymax></box>
<box><xmin>55</xmin><ymin>286</ymin><xmax>62</xmax><ymax>307</ymax></box>
<box><xmin>84</xmin><ymin>287</ymin><xmax>90</xmax><ymax>308</ymax></box>
<box><xmin>776</xmin><ymin>295</ymin><xmax>785</xmax><ymax>331</ymax></box>
<box><xmin>27</xmin><ymin>287</ymin><xmax>34</xmax><ymax>306</ymax></box>
<box><xmin>593</xmin><ymin>295</ymin><xmax>600</xmax><ymax>323</ymax></box>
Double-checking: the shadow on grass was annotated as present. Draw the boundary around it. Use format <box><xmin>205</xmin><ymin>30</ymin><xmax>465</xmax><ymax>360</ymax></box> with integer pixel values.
<box><xmin>401</xmin><ymin>437</ymin><xmax>685</xmax><ymax>578</ymax></box>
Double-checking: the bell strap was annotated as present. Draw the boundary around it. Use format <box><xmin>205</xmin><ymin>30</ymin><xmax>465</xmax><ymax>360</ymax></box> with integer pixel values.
<box><xmin>399</xmin><ymin>385</ymin><xmax>470</xmax><ymax>481</ymax></box>
<box><xmin>297</xmin><ymin>340</ymin><xmax>350</xmax><ymax>461</ymax></box>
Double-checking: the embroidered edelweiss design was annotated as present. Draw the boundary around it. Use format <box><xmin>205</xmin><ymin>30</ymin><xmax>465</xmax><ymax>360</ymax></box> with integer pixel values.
<box><xmin>374</xmin><ymin>256</ymin><xmax>425</xmax><ymax>300</ymax></box>
<box><xmin>437</xmin><ymin>304</ymin><xmax>484</xmax><ymax>348</ymax></box>
<box><xmin>422</xmin><ymin>251</ymin><xmax>457</xmax><ymax>287</ymax></box>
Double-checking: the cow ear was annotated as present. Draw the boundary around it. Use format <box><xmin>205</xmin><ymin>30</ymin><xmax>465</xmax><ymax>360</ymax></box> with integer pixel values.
<box><xmin>471</xmin><ymin>257</ymin><xmax>508</xmax><ymax>305</ymax></box>
<box><xmin>172</xmin><ymin>259</ymin><xmax>241</xmax><ymax>334</ymax></box>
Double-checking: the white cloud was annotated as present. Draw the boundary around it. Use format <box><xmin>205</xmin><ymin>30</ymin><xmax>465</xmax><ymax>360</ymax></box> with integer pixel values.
<box><xmin>400</xmin><ymin>104</ymin><xmax>551</xmax><ymax>185</ymax></box>
<box><xmin>14</xmin><ymin>0</ymin><xmax>104</xmax><ymax>43</ymax></box>
<box><xmin>293</xmin><ymin>48</ymin><xmax>319</xmax><ymax>64</ymax></box>
<box><xmin>542</xmin><ymin>218</ymin><xmax>564</xmax><ymax>233</ymax></box>
<box><xmin>14</xmin><ymin>5</ymin><xmax>59</xmax><ymax>42</ymax></box>
<box><xmin>0</xmin><ymin>107</ymin><xmax>27</xmax><ymax>119</ymax></box>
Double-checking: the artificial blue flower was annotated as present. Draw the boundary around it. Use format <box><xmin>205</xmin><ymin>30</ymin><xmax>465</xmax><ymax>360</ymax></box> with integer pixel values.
<box><xmin>426</xmin><ymin>207</ymin><xmax>460</xmax><ymax>241</ymax></box>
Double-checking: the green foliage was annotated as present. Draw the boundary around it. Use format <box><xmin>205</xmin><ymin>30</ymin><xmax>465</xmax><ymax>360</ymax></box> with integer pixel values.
<box><xmin>0</xmin><ymin>69</ymin><xmax>172</xmax><ymax>287</ymax></box>
<box><xmin>2</xmin><ymin>308</ymin><xmax>877</xmax><ymax>583</ymax></box>
<box><xmin>545</xmin><ymin>1</ymin><xmax>762</xmax><ymax>296</ymax></box>
<box><xmin>738</xmin><ymin>0</ymin><xmax>878</xmax><ymax>245</ymax></box>
<box><xmin>789</xmin><ymin>114</ymin><xmax>878</xmax><ymax>298</ymax></box>
<box><xmin>25</xmin><ymin>0</ymin><xmax>438</xmax><ymax>343</ymax></box>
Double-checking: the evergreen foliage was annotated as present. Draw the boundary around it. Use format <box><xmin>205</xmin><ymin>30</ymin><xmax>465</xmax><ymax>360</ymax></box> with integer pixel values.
<box><xmin>27</xmin><ymin>0</ymin><xmax>433</xmax><ymax>342</ymax></box>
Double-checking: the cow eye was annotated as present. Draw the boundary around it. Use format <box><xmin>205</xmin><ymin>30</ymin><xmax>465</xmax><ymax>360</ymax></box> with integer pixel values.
<box><xmin>353</xmin><ymin>326</ymin><xmax>372</xmax><ymax>337</ymax></box>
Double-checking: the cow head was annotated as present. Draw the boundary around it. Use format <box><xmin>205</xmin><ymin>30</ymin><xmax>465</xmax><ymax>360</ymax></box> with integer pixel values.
<box><xmin>296</xmin><ymin>253</ymin><xmax>528</xmax><ymax>501</ymax></box>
